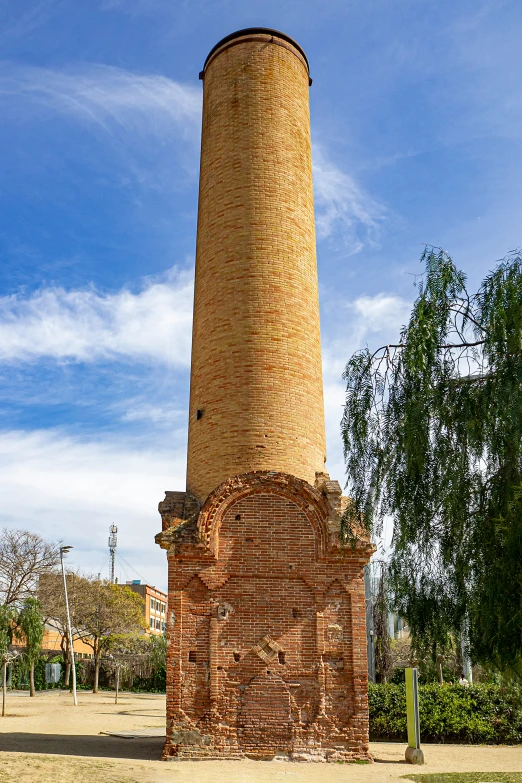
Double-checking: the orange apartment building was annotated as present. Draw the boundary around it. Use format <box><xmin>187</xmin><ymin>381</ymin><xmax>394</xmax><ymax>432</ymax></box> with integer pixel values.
<box><xmin>41</xmin><ymin>625</ymin><xmax>95</xmax><ymax>658</ymax></box>
<box><xmin>125</xmin><ymin>580</ymin><xmax>167</xmax><ymax>635</ymax></box>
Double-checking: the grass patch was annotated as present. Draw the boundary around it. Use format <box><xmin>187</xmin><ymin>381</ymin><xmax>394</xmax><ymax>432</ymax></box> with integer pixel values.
<box><xmin>403</xmin><ymin>774</ymin><xmax>522</xmax><ymax>783</ymax></box>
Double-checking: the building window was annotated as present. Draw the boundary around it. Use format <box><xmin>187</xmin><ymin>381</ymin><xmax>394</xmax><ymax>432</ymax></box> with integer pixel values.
<box><xmin>150</xmin><ymin>618</ymin><xmax>154</xmax><ymax>628</ymax></box>
<box><xmin>162</xmin><ymin>622</ymin><xmax>166</xmax><ymax>632</ymax></box>
<box><xmin>156</xmin><ymin>619</ymin><xmax>161</xmax><ymax>629</ymax></box>
<box><xmin>150</xmin><ymin>598</ymin><xmax>154</xmax><ymax>612</ymax></box>
<box><xmin>156</xmin><ymin>600</ymin><xmax>160</xmax><ymax>612</ymax></box>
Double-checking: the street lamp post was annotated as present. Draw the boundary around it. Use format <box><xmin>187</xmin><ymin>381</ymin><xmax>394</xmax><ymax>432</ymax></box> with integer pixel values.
<box><xmin>106</xmin><ymin>653</ymin><xmax>121</xmax><ymax>704</ymax></box>
<box><xmin>60</xmin><ymin>546</ymin><xmax>77</xmax><ymax>706</ymax></box>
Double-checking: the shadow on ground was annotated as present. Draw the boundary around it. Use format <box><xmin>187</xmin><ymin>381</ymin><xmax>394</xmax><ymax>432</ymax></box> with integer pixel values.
<box><xmin>0</xmin><ymin>733</ymin><xmax>164</xmax><ymax>761</ymax></box>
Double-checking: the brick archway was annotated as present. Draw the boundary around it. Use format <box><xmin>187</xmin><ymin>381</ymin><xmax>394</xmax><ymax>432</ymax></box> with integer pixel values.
<box><xmin>196</xmin><ymin>471</ymin><xmax>330</xmax><ymax>558</ymax></box>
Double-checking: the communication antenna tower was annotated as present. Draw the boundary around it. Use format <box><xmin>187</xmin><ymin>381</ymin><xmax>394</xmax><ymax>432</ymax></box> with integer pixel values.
<box><xmin>108</xmin><ymin>525</ymin><xmax>118</xmax><ymax>584</ymax></box>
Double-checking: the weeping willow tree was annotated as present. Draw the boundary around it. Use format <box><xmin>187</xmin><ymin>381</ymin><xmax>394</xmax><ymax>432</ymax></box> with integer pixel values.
<box><xmin>341</xmin><ymin>247</ymin><xmax>522</xmax><ymax>672</ymax></box>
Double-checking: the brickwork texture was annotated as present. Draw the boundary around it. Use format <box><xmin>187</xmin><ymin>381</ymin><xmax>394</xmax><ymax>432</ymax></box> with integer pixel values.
<box><xmin>156</xmin><ymin>29</ymin><xmax>374</xmax><ymax>762</ymax></box>
<box><xmin>186</xmin><ymin>29</ymin><xmax>326</xmax><ymax>504</ymax></box>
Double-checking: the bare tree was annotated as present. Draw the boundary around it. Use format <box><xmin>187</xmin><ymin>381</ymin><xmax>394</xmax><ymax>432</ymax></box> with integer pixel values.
<box><xmin>0</xmin><ymin>529</ymin><xmax>59</xmax><ymax>607</ymax></box>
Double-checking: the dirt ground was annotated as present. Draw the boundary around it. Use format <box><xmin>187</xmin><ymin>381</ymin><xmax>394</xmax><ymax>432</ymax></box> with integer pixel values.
<box><xmin>0</xmin><ymin>691</ymin><xmax>520</xmax><ymax>783</ymax></box>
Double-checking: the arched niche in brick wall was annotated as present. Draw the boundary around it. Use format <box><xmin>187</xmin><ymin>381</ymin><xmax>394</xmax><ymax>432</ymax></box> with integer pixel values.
<box><xmin>196</xmin><ymin>471</ymin><xmax>330</xmax><ymax>559</ymax></box>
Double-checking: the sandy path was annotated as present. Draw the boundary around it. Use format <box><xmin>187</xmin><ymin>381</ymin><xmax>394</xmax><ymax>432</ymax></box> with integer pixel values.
<box><xmin>0</xmin><ymin>691</ymin><xmax>520</xmax><ymax>783</ymax></box>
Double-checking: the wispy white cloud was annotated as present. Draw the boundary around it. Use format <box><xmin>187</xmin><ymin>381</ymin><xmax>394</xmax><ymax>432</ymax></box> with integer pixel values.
<box><xmin>119</xmin><ymin>401</ymin><xmax>186</xmax><ymax>425</ymax></box>
<box><xmin>312</xmin><ymin>143</ymin><xmax>388</xmax><ymax>254</ymax></box>
<box><xmin>0</xmin><ymin>269</ymin><xmax>193</xmax><ymax>366</ymax></box>
<box><xmin>322</xmin><ymin>291</ymin><xmax>411</xmax><ymax>395</ymax></box>
<box><xmin>0</xmin><ymin>61</ymin><xmax>202</xmax><ymax>191</ymax></box>
<box><xmin>0</xmin><ymin>62</ymin><xmax>201</xmax><ymax>137</ymax></box>
<box><xmin>0</xmin><ymin>428</ymin><xmax>184</xmax><ymax>589</ymax></box>
<box><xmin>353</xmin><ymin>292</ymin><xmax>411</xmax><ymax>336</ymax></box>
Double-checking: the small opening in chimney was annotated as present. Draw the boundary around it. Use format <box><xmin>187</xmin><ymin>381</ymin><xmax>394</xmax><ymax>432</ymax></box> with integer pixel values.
<box><xmin>188</xmin><ymin>650</ymin><xmax>196</xmax><ymax>663</ymax></box>
<box><xmin>245</xmin><ymin>537</ymin><xmax>254</xmax><ymax>542</ymax></box>
<box><xmin>278</xmin><ymin>651</ymin><xmax>286</xmax><ymax>665</ymax></box>
<box><xmin>197</xmin><ymin>409</ymin><xmax>204</xmax><ymax>420</ymax></box>
<box><xmin>233</xmin><ymin>652</ymin><xmax>240</xmax><ymax>662</ymax></box>
<box><xmin>235</xmin><ymin>514</ymin><xmax>241</xmax><ymax>520</ymax></box>
<box><xmin>292</xmin><ymin>608</ymin><xmax>301</xmax><ymax>619</ymax></box>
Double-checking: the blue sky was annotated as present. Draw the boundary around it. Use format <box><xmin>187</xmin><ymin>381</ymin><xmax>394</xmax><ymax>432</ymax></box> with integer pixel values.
<box><xmin>0</xmin><ymin>0</ymin><xmax>520</xmax><ymax>590</ymax></box>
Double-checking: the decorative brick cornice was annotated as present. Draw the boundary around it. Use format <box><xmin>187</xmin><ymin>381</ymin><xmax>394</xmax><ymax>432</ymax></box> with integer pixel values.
<box><xmin>156</xmin><ymin>470</ymin><xmax>374</xmax><ymax>561</ymax></box>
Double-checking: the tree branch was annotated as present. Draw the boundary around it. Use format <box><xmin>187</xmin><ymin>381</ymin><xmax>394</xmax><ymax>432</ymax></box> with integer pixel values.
<box><xmin>368</xmin><ymin>339</ymin><xmax>486</xmax><ymax>362</ymax></box>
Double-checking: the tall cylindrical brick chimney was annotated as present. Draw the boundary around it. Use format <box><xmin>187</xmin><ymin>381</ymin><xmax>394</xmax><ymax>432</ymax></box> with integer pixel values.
<box><xmin>186</xmin><ymin>28</ymin><xmax>326</xmax><ymax>503</ymax></box>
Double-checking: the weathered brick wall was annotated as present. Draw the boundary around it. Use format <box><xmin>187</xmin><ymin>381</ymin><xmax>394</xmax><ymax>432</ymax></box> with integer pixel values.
<box><xmin>159</xmin><ymin>471</ymin><xmax>374</xmax><ymax>761</ymax></box>
<box><xmin>186</xmin><ymin>30</ymin><xmax>326</xmax><ymax>503</ymax></box>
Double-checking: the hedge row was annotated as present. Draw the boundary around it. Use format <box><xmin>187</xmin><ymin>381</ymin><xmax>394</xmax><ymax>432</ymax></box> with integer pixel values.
<box><xmin>369</xmin><ymin>682</ymin><xmax>522</xmax><ymax>744</ymax></box>
<box><xmin>9</xmin><ymin>655</ymin><xmax>166</xmax><ymax>694</ymax></box>
<box><xmin>9</xmin><ymin>656</ymin><xmax>86</xmax><ymax>691</ymax></box>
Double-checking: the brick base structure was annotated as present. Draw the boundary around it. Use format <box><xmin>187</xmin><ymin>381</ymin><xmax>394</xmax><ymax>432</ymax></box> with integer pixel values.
<box><xmin>156</xmin><ymin>471</ymin><xmax>375</xmax><ymax>761</ymax></box>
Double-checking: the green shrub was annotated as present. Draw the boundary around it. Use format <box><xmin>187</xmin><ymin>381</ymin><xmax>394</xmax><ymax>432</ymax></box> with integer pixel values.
<box><xmin>369</xmin><ymin>682</ymin><xmax>522</xmax><ymax>744</ymax></box>
<box><xmin>130</xmin><ymin>666</ymin><xmax>166</xmax><ymax>693</ymax></box>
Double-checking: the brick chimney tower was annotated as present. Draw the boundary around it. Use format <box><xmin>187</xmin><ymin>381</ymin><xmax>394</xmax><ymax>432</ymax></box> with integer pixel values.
<box><xmin>156</xmin><ymin>28</ymin><xmax>374</xmax><ymax>762</ymax></box>
<box><xmin>187</xmin><ymin>28</ymin><xmax>326</xmax><ymax>504</ymax></box>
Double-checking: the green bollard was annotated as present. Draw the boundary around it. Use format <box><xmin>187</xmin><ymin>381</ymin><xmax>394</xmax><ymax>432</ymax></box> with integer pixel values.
<box><xmin>405</xmin><ymin>667</ymin><xmax>424</xmax><ymax>764</ymax></box>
